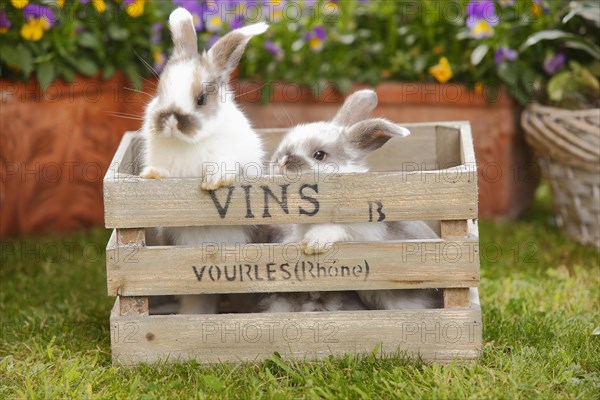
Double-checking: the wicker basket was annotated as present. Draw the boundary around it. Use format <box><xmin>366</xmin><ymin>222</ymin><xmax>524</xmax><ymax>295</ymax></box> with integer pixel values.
<box><xmin>522</xmin><ymin>103</ymin><xmax>600</xmax><ymax>248</ymax></box>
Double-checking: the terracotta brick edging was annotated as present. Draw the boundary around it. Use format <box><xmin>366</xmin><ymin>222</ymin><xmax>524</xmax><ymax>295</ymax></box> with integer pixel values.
<box><xmin>0</xmin><ymin>74</ymin><xmax>150</xmax><ymax>237</ymax></box>
<box><xmin>0</xmin><ymin>77</ymin><xmax>537</xmax><ymax>237</ymax></box>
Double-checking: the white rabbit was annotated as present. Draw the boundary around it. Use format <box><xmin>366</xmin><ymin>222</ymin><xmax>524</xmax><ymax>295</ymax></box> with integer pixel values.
<box><xmin>140</xmin><ymin>8</ymin><xmax>267</xmax><ymax>314</ymax></box>
<box><xmin>258</xmin><ymin>90</ymin><xmax>442</xmax><ymax>312</ymax></box>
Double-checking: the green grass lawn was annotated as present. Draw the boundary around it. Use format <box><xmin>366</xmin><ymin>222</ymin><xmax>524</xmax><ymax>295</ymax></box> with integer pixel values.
<box><xmin>1</xmin><ymin>185</ymin><xmax>599</xmax><ymax>399</ymax></box>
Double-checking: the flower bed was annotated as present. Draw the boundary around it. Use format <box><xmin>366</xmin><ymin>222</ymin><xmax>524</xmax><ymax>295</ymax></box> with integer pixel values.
<box><xmin>2</xmin><ymin>1</ymin><xmax>597</xmax><ymax>101</ymax></box>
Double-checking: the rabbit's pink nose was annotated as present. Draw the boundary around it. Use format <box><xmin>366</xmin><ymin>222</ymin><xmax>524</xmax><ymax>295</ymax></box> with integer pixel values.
<box><xmin>165</xmin><ymin>115</ymin><xmax>177</xmax><ymax>130</ymax></box>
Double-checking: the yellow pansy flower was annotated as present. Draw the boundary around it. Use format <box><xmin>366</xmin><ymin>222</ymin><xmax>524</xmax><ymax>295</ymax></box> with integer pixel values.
<box><xmin>56</xmin><ymin>0</ymin><xmax>64</xmax><ymax>8</ymax></box>
<box><xmin>39</xmin><ymin>17</ymin><xmax>50</xmax><ymax>31</ymax></box>
<box><xmin>309</xmin><ymin>37</ymin><xmax>323</xmax><ymax>52</ymax></box>
<box><xmin>93</xmin><ymin>0</ymin><xmax>106</xmax><ymax>13</ymax></box>
<box><xmin>429</xmin><ymin>57</ymin><xmax>453</xmax><ymax>83</ymax></box>
<box><xmin>324</xmin><ymin>1</ymin><xmax>339</xmax><ymax>14</ymax></box>
<box><xmin>153</xmin><ymin>50</ymin><xmax>164</xmax><ymax>65</ymax></box>
<box><xmin>126</xmin><ymin>0</ymin><xmax>145</xmax><ymax>18</ymax></box>
<box><xmin>20</xmin><ymin>18</ymin><xmax>45</xmax><ymax>41</ymax></box>
<box><xmin>474</xmin><ymin>82</ymin><xmax>484</xmax><ymax>96</ymax></box>
<box><xmin>206</xmin><ymin>15</ymin><xmax>223</xmax><ymax>32</ymax></box>
<box><xmin>11</xmin><ymin>0</ymin><xmax>28</xmax><ymax>9</ymax></box>
<box><xmin>271</xmin><ymin>9</ymin><xmax>283</xmax><ymax>22</ymax></box>
<box><xmin>471</xmin><ymin>20</ymin><xmax>494</xmax><ymax>39</ymax></box>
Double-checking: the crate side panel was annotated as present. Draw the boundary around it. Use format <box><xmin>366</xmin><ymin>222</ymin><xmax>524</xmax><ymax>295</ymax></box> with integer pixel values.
<box><xmin>104</xmin><ymin>169</ymin><xmax>477</xmax><ymax>228</ymax></box>
<box><xmin>107</xmin><ymin>240</ymin><xmax>480</xmax><ymax>295</ymax></box>
<box><xmin>110</xmin><ymin>307</ymin><xmax>482</xmax><ymax>365</ymax></box>
<box><xmin>435</xmin><ymin>127</ymin><xmax>462</xmax><ymax>169</ymax></box>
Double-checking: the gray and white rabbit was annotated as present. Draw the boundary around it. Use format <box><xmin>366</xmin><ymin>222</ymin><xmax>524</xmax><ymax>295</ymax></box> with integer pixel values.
<box><xmin>258</xmin><ymin>90</ymin><xmax>442</xmax><ymax>312</ymax></box>
<box><xmin>140</xmin><ymin>8</ymin><xmax>267</xmax><ymax>314</ymax></box>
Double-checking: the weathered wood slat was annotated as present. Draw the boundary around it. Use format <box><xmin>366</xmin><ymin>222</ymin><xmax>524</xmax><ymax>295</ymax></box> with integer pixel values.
<box><xmin>441</xmin><ymin>220</ymin><xmax>471</xmax><ymax>308</ymax></box>
<box><xmin>110</xmin><ymin>294</ymin><xmax>482</xmax><ymax>365</ymax></box>
<box><xmin>104</xmin><ymin>123</ymin><xmax>477</xmax><ymax>228</ymax></box>
<box><xmin>104</xmin><ymin>167</ymin><xmax>477</xmax><ymax>228</ymax></box>
<box><xmin>106</xmin><ymin>233</ymin><xmax>480</xmax><ymax>295</ymax></box>
<box><xmin>115</xmin><ymin>228</ymin><xmax>149</xmax><ymax>316</ymax></box>
<box><xmin>104</xmin><ymin>133</ymin><xmax>135</xmax><ymax>183</ymax></box>
<box><xmin>440</xmin><ymin>220</ymin><xmax>469</xmax><ymax>239</ymax></box>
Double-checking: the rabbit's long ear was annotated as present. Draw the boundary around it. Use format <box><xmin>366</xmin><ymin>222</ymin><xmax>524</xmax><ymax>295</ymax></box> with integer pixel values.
<box><xmin>169</xmin><ymin>8</ymin><xmax>198</xmax><ymax>60</ymax></box>
<box><xmin>332</xmin><ymin>90</ymin><xmax>378</xmax><ymax>126</ymax></box>
<box><xmin>344</xmin><ymin>118</ymin><xmax>410</xmax><ymax>153</ymax></box>
<box><xmin>208</xmin><ymin>22</ymin><xmax>268</xmax><ymax>83</ymax></box>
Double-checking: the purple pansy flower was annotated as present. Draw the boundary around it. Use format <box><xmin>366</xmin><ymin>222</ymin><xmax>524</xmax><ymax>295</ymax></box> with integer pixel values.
<box><xmin>303</xmin><ymin>25</ymin><xmax>326</xmax><ymax>52</ymax></box>
<box><xmin>313</xmin><ymin>25</ymin><xmax>326</xmax><ymax>40</ymax></box>
<box><xmin>23</xmin><ymin>4</ymin><xmax>56</xmax><ymax>27</ymax></box>
<box><xmin>230</xmin><ymin>14</ymin><xmax>244</xmax><ymax>30</ymax></box>
<box><xmin>543</xmin><ymin>53</ymin><xmax>566</xmax><ymax>75</ymax></box>
<box><xmin>150</xmin><ymin>23</ymin><xmax>162</xmax><ymax>45</ymax></box>
<box><xmin>466</xmin><ymin>0</ymin><xmax>499</xmax><ymax>28</ymax></box>
<box><xmin>264</xmin><ymin>40</ymin><xmax>284</xmax><ymax>60</ymax></box>
<box><xmin>0</xmin><ymin>11</ymin><xmax>11</xmax><ymax>32</ymax></box>
<box><xmin>494</xmin><ymin>47</ymin><xmax>517</xmax><ymax>64</ymax></box>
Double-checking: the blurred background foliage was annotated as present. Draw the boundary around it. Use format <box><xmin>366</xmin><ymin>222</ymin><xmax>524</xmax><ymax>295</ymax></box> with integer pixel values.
<box><xmin>0</xmin><ymin>0</ymin><xmax>598</xmax><ymax>107</ymax></box>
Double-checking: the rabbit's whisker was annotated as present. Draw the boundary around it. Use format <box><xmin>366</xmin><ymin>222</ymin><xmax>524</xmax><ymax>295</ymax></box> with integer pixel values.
<box><xmin>280</xmin><ymin>106</ymin><xmax>294</xmax><ymax>127</ymax></box>
<box><xmin>135</xmin><ymin>51</ymin><xmax>160</xmax><ymax>79</ymax></box>
<box><xmin>234</xmin><ymin>82</ymin><xmax>268</xmax><ymax>99</ymax></box>
<box><xmin>124</xmin><ymin>87</ymin><xmax>154</xmax><ymax>98</ymax></box>
<box><xmin>107</xmin><ymin>111</ymin><xmax>144</xmax><ymax>121</ymax></box>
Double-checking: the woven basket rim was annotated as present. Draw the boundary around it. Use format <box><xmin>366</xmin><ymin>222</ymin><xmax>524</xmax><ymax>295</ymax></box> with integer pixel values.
<box><xmin>528</xmin><ymin>103</ymin><xmax>600</xmax><ymax>119</ymax></box>
<box><xmin>522</xmin><ymin>103</ymin><xmax>600</xmax><ymax>171</ymax></box>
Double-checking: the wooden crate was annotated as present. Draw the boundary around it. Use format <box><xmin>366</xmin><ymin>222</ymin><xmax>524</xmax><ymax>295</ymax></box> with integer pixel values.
<box><xmin>104</xmin><ymin>122</ymin><xmax>481</xmax><ymax>365</ymax></box>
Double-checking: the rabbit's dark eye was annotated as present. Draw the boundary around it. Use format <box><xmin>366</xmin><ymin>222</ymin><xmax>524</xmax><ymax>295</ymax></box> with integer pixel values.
<box><xmin>313</xmin><ymin>151</ymin><xmax>326</xmax><ymax>161</ymax></box>
<box><xmin>196</xmin><ymin>94</ymin><xmax>206</xmax><ymax>106</ymax></box>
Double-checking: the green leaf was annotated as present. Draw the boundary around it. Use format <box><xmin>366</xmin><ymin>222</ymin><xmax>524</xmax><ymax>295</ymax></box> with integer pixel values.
<box><xmin>78</xmin><ymin>32</ymin><xmax>100</xmax><ymax>49</ymax></box>
<box><xmin>580</xmin><ymin>67</ymin><xmax>600</xmax><ymax>92</ymax></box>
<box><xmin>108</xmin><ymin>24</ymin><xmax>130</xmax><ymax>41</ymax></box>
<box><xmin>564</xmin><ymin>41</ymin><xmax>600</xmax><ymax>60</ymax></box>
<box><xmin>36</xmin><ymin>62</ymin><xmax>56</xmax><ymax>90</ymax></box>
<box><xmin>124</xmin><ymin>66</ymin><xmax>142</xmax><ymax>90</ymax></box>
<box><xmin>0</xmin><ymin>45</ymin><xmax>34</xmax><ymax>76</ymax></box>
<box><xmin>547</xmin><ymin>71</ymin><xmax>571</xmax><ymax>102</ymax></box>
<box><xmin>562</xmin><ymin>2</ymin><xmax>600</xmax><ymax>26</ymax></box>
<box><xmin>520</xmin><ymin>30</ymin><xmax>573</xmax><ymax>50</ymax></box>
<box><xmin>102</xmin><ymin>64</ymin><xmax>116</xmax><ymax>80</ymax></box>
<box><xmin>471</xmin><ymin>44</ymin><xmax>489</xmax><ymax>66</ymax></box>
<box><xmin>497</xmin><ymin>63</ymin><xmax>517</xmax><ymax>86</ymax></box>
<box><xmin>61</xmin><ymin>65</ymin><xmax>76</xmax><ymax>82</ymax></box>
<box><xmin>75</xmin><ymin>59</ymin><xmax>98</xmax><ymax>76</ymax></box>
<box><xmin>520</xmin><ymin>30</ymin><xmax>600</xmax><ymax>60</ymax></box>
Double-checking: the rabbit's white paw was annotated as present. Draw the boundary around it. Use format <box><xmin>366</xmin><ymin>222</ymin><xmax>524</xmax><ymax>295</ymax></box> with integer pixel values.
<box><xmin>301</xmin><ymin>238</ymin><xmax>331</xmax><ymax>255</ymax></box>
<box><xmin>300</xmin><ymin>225</ymin><xmax>348</xmax><ymax>255</ymax></box>
<box><xmin>140</xmin><ymin>166</ymin><xmax>170</xmax><ymax>179</ymax></box>
<box><xmin>201</xmin><ymin>174</ymin><xmax>236</xmax><ymax>191</ymax></box>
